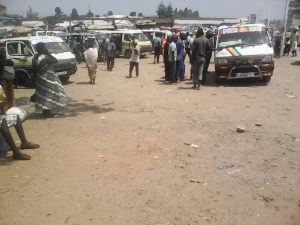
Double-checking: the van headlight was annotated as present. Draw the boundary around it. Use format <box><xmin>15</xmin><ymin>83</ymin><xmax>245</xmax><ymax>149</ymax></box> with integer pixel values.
<box><xmin>70</xmin><ymin>59</ymin><xmax>76</xmax><ymax>65</ymax></box>
<box><xmin>262</xmin><ymin>55</ymin><xmax>272</xmax><ymax>62</ymax></box>
<box><xmin>217</xmin><ymin>58</ymin><xmax>227</xmax><ymax>64</ymax></box>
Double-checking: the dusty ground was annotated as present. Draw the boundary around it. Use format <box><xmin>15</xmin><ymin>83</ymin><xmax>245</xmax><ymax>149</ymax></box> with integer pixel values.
<box><xmin>0</xmin><ymin>54</ymin><xmax>300</xmax><ymax>225</ymax></box>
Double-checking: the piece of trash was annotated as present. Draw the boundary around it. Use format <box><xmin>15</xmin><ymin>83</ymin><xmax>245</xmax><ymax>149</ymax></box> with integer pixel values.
<box><xmin>154</xmin><ymin>156</ymin><xmax>158</xmax><ymax>159</ymax></box>
<box><xmin>236</xmin><ymin>126</ymin><xmax>246</xmax><ymax>133</ymax></box>
<box><xmin>295</xmin><ymin>139</ymin><xmax>300</xmax><ymax>142</ymax></box>
<box><xmin>152</xmin><ymin>89</ymin><xmax>157</xmax><ymax>91</ymax></box>
<box><xmin>227</xmin><ymin>169</ymin><xmax>240</xmax><ymax>174</ymax></box>
<box><xmin>99</xmin><ymin>116</ymin><xmax>106</xmax><ymax>120</ymax></box>
<box><xmin>260</xmin><ymin>196</ymin><xmax>274</xmax><ymax>203</ymax></box>
<box><xmin>264</xmin><ymin>176</ymin><xmax>273</xmax><ymax>184</ymax></box>
<box><xmin>209</xmin><ymin>107</ymin><xmax>217</xmax><ymax>110</ymax></box>
<box><xmin>186</xmin><ymin>99</ymin><xmax>189</xmax><ymax>102</ymax></box>
<box><xmin>185</xmin><ymin>143</ymin><xmax>200</xmax><ymax>148</ymax></box>
<box><xmin>286</xmin><ymin>94</ymin><xmax>297</xmax><ymax>98</ymax></box>
<box><xmin>175</xmin><ymin>165</ymin><xmax>186</xmax><ymax>169</ymax></box>
<box><xmin>188</xmin><ymin>153</ymin><xmax>195</xmax><ymax>157</ymax></box>
<box><xmin>99</xmin><ymin>155</ymin><xmax>104</xmax><ymax>158</ymax></box>
<box><xmin>217</xmin><ymin>164</ymin><xmax>234</xmax><ymax>170</ymax></box>
<box><xmin>190</xmin><ymin>179</ymin><xmax>196</xmax><ymax>182</ymax></box>
<box><xmin>285</xmin><ymin>91</ymin><xmax>293</xmax><ymax>94</ymax></box>
<box><xmin>135</xmin><ymin>110</ymin><xmax>153</xmax><ymax>113</ymax></box>
<box><xmin>141</xmin><ymin>85</ymin><xmax>145</xmax><ymax>87</ymax></box>
<box><xmin>255</xmin><ymin>123</ymin><xmax>262</xmax><ymax>126</ymax></box>
<box><xmin>165</xmin><ymin>90</ymin><xmax>171</xmax><ymax>92</ymax></box>
<box><xmin>274</xmin><ymin>205</ymin><xmax>280</xmax><ymax>210</ymax></box>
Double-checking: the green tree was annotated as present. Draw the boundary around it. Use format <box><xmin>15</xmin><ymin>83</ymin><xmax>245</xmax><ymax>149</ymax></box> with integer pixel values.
<box><xmin>26</xmin><ymin>5</ymin><xmax>39</xmax><ymax>18</ymax></box>
<box><xmin>289</xmin><ymin>0</ymin><xmax>300</xmax><ymax>18</ymax></box>
<box><xmin>166</xmin><ymin>3</ymin><xmax>174</xmax><ymax>17</ymax></box>
<box><xmin>138</xmin><ymin>13</ymin><xmax>143</xmax><ymax>17</ymax></box>
<box><xmin>108</xmin><ymin>11</ymin><xmax>113</xmax><ymax>16</ymax></box>
<box><xmin>87</xmin><ymin>10</ymin><xmax>94</xmax><ymax>17</ymax></box>
<box><xmin>130</xmin><ymin>11</ymin><xmax>137</xmax><ymax>16</ymax></box>
<box><xmin>183</xmin><ymin>7</ymin><xmax>188</xmax><ymax>17</ymax></box>
<box><xmin>103</xmin><ymin>14</ymin><xmax>107</xmax><ymax>17</ymax></box>
<box><xmin>193</xmin><ymin>10</ymin><xmax>199</xmax><ymax>18</ymax></box>
<box><xmin>174</xmin><ymin>8</ymin><xmax>178</xmax><ymax>16</ymax></box>
<box><xmin>156</xmin><ymin>1</ymin><xmax>166</xmax><ymax>17</ymax></box>
<box><xmin>55</xmin><ymin>7</ymin><xmax>62</xmax><ymax>17</ymax></box>
<box><xmin>71</xmin><ymin>8</ymin><xmax>78</xmax><ymax>19</ymax></box>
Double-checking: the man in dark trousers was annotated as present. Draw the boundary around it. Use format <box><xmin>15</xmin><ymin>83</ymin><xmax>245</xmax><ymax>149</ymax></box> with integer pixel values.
<box><xmin>191</xmin><ymin>28</ymin><xmax>211</xmax><ymax>90</ymax></box>
<box><xmin>204</xmin><ymin>30</ymin><xmax>214</xmax><ymax>80</ymax></box>
<box><xmin>106</xmin><ymin>38</ymin><xmax>116</xmax><ymax>71</ymax></box>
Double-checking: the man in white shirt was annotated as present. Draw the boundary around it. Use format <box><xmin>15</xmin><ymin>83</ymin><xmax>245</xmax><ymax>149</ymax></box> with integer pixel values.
<box><xmin>83</xmin><ymin>39</ymin><xmax>98</xmax><ymax>84</ymax></box>
<box><xmin>129</xmin><ymin>39</ymin><xmax>140</xmax><ymax>78</ymax></box>
<box><xmin>168</xmin><ymin>35</ymin><xmax>177</xmax><ymax>84</ymax></box>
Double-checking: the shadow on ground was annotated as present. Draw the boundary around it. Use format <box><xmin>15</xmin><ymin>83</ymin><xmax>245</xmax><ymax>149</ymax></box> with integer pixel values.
<box><xmin>26</xmin><ymin>97</ymin><xmax>114</xmax><ymax>120</ymax></box>
<box><xmin>291</xmin><ymin>61</ymin><xmax>300</xmax><ymax>66</ymax></box>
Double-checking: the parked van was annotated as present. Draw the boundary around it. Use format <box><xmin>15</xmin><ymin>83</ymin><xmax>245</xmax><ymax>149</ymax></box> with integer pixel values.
<box><xmin>1</xmin><ymin>36</ymin><xmax>77</xmax><ymax>86</ymax></box>
<box><xmin>215</xmin><ymin>23</ymin><xmax>274</xmax><ymax>83</ymax></box>
<box><xmin>109</xmin><ymin>30</ymin><xmax>152</xmax><ymax>58</ymax></box>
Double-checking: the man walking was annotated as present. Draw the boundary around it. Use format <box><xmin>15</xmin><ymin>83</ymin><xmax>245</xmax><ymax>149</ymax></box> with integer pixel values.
<box><xmin>168</xmin><ymin>35</ymin><xmax>177</xmax><ymax>84</ymax></box>
<box><xmin>191</xmin><ymin>28</ymin><xmax>211</xmax><ymax>90</ymax></box>
<box><xmin>129</xmin><ymin>39</ymin><xmax>140</xmax><ymax>78</ymax></box>
<box><xmin>106</xmin><ymin>38</ymin><xmax>116</xmax><ymax>71</ymax></box>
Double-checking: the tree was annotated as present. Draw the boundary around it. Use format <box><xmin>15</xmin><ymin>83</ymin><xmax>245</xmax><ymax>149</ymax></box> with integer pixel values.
<box><xmin>166</xmin><ymin>3</ymin><xmax>174</xmax><ymax>17</ymax></box>
<box><xmin>289</xmin><ymin>0</ymin><xmax>300</xmax><ymax>18</ymax></box>
<box><xmin>108</xmin><ymin>11</ymin><xmax>113</xmax><ymax>16</ymax></box>
<box><xmin>103</xmin><ymin>14</ymin><xmax>107</xmax><ymax>17</ymax></box>
<box><xmin>55</xmin><ymin>7</ymin><xmax>63</xmax><ymax>18</ymax></box>
<box><xmin>87</xmin><ymin>10</ymin><xmax>94</xmax><ymax>17</ymax></box>
<box><xmin>138</xmin><ymin>13</ymin><xmax>143</xmax><ymax>17</ymax></box>
<box><xmin>130</xmin><ymin>11</ymin><xmax>137</xmax><ymax>16</ymax></box>
<box><xmin>156</xmin><ymin>1</ymin><xmax>166</xmax><ymax>17</ymax></box>
<box><xmin>71</xmin><ymin>8</ymin><xmax>78</xmax><ymax>19</ymax></box>
<box><xmin>95</xmin><ymin>15</ymin><xmax>100</xmax><ymax>18</ymax></box>
<box><xmin>26</xmin><ymin>5</ymin><xmax>38</xmax><ymax>18</ymax></box>
<box><xmin>174</xmin><ymin>8</ymin><xmax>178</xmax><ymax>16</ymax></box>
<box><xmin>193</xmin><ymin>10</ymin><xmax>199</xmax><ymax>18</ymax></box>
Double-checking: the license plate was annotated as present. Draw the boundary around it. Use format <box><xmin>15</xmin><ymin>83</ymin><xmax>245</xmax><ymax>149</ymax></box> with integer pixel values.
<box><xmin>56</xmin><ymin>71</ymin><xmax>67</xmax><ymax>75</ymax></box>
<box><xmin>236</xmin><ymin>72</ymin><xmax>255</xmax><ymax>77</ymax></box>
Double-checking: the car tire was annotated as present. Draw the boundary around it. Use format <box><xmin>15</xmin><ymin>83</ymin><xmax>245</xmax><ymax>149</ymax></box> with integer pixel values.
<box><xmin>61</xmin><ymin>75</ymin><xmax>70</xmax><ymax>84</ymax></box>
<box><xmin>263</xmin><ymin>76</ymin><xmax>271</xmax><ymax>83</ymax></box>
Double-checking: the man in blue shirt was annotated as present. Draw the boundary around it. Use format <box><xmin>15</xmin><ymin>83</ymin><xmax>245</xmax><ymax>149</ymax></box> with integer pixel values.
<box><xmin>153</xmin><ymin>33</ymin><xmax>161</xmax><ymax>64</ymax></box>
<box><xmin>176</xmin><ymin>36</ymin><xmax>185</xmax><ymax>81</ymax></box>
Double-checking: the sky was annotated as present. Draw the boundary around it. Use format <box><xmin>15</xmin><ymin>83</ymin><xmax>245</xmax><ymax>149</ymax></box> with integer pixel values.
<box><xmin>1</xmin><ymin>0</ymin><xmax>287</xmax><ymax>20</ymax></box>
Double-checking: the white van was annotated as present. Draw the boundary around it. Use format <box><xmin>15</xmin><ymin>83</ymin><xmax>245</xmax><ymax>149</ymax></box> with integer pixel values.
<box><xmin>1</xmin><ymin>36</ymin><xmax>77</xmax><ymax>86</ymax></box>
<box><xmin>108</xmin><ymin>30</ymin><xmax>153</xmax><ymax>58</ymax></box>
<box><xmin>215</xmin><ymin>23</ymin><xmax>274</xmax><ymax>83</ymax></box>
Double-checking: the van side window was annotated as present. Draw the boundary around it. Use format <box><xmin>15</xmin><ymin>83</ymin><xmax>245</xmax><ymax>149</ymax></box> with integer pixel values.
<box><xmin>7</xmin><ymin>43</ymin><xmax>18</xmax><ymax>55</ymax></box>
<box><xmin>124</xmin><ymin>34</ymin><xmax>132</xmax><ymax>41</ymax></box>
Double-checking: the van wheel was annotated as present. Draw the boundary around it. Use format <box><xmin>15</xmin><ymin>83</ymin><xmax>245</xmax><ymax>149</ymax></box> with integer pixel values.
<box><xmin>61</xmin><ymin>75</ymin><xmax>70</xmax><ymax>84</ymax></box>
<box><xmin>25</xmin><ymin>75</ymin><xmax>35</xmax><ymax>87</ymax></box>
<box><xmin>124</xmin><ymin>50</ymin><xmax>131</xmax><ymax>59</ymax></box>
<box><xmin>263</xmin><ymin>76</ymin><xmax>271</xmax><ymax>83</ymax></box>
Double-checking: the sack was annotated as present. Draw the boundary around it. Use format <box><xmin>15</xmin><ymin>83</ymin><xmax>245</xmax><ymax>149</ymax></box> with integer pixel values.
<box><xmin>0</xmin><ymin>85</ymin><xmax>6</xmax><ymax>103</ymax></box>
<box><xmin>2</xmin><ymin>66</ymin><xmax>15</xmax><ymax>81</ymax></box>
<box><xmin>6</xmin><ymin>106</ymin><xmax>31</xmax><ymax>122</ymax></box>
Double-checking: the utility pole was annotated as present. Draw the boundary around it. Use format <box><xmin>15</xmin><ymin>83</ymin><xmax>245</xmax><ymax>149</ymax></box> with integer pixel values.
<box><xmin>280</xmin><ymin>0</ymin><xmax>290</xmax><ymax>56</ymax></box>
<box><xmin>267</xmin><ymin>0</ymin><xmax>272</xmax><ymax>27</ymax></box>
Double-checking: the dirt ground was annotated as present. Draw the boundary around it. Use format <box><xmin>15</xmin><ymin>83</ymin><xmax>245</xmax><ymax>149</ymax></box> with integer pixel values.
<box><xmin>0</xmin><ymin>54</ymin><xmax>299</xmax><ymax>225</ymax></box>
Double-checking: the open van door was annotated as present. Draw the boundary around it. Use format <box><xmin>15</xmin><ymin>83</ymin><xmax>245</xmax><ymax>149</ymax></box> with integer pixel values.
<box><xmin>6</xmin><ymin>41</ymin><xmax>35</xmax><ymax>87</ymax></box>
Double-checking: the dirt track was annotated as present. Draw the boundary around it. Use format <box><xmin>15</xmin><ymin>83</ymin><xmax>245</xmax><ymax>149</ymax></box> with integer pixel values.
<box><xmin>0</xmin><ymin>54</ymin><xmax>300</xmax><ymax>225</ymax></box>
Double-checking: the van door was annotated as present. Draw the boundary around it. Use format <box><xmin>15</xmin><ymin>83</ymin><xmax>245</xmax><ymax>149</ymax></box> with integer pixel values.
<box><xmin>123</xmin><ymin>33</ymin><xmax>132</xmax><ymax>55</ymax></box>
<box><xmin>111</xmin><ymin>33</ymin><xmax>122</xmax><ymax>54</ymax></box>
<box><xmin>6</xmin><ymin>41</ymin><xmax>34</xmax><ymax>69</ymax></box>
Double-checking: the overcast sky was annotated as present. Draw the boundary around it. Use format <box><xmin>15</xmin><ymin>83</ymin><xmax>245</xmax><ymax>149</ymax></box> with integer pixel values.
<box><xmin>2</xmin><ymin>0</ymin><xmax>286</xmax><ymax>20</ymax></box>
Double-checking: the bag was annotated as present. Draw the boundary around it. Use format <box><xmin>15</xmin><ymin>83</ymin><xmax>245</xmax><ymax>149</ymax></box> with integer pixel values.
<box><xmin>0</xmin><ymin>85</ymin><xmax>6</xmax><ymax>103</ymax></box>
<box><xmin>6</xmin><ymin>106</ymin><xmax>31</xmax><ymax>122</ymax></box>
<box><xmin>2</xmin><ymin>66</ymin><xmax>15</xmax><ymax>81</ymax></box>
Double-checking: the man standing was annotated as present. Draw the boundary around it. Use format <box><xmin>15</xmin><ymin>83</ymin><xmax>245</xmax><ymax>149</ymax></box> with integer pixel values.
<box><xmin>153</xmin><ymin>33</ymin><xmax>161</xmax><ymax>64</ymax></box>
<box><xmin>176</xmin><ymin>36</ymin><xmax>185</xmax><ymax>81</ymax></box>
<box><xmin>185</xmin><ymin>32</ymin><xmax>192</xmax><ymax>61</ymax></box>
<box><xmin>191</xmin><ymin>28</ymin><xmax>211</xmax><ymax>90</ymax></box>
<box><xmin>168</xmin><ymin>35</ymin><xmax>177</xmax><ymax>84</ymax></box>
<box><xmin>204</xmin><ymin>30</ymin><xmax>214</xmax><ymax>80</ymax></box>
<box><xmin>164</xmin><ymin>32</ymin><xmax>172</xmax><ymax>81</ymax></box>
<box><xmin>106</xmin><ymin>38</ymin><xmax>116</xmax><ymax>71</ymax></box>
<box><xmin>129</xmin><ymin>39</ymin><xmax>140</xmax><ymax>78</ymax></box>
